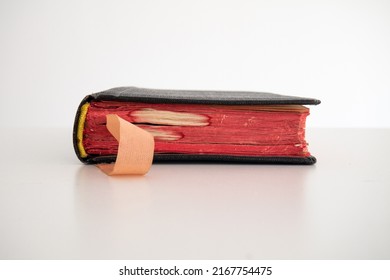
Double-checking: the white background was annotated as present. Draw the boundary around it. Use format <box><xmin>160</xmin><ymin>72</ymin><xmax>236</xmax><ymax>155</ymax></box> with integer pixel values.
<box><xmin>0</xmin><ymin>1</ymin><xmax>390</xmax><ymax>263</ymax></box>
<box><xmin>1</xmin><ymin>0</ymin><xmax>390</xmax><ymax>128</ymax></box>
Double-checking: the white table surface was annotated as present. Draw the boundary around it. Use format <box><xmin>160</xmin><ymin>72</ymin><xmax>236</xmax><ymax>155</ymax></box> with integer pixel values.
<box><xmin>0</xmin><ymin>127</ymin><xmax>389</xmax><ymax>259</ymax></box>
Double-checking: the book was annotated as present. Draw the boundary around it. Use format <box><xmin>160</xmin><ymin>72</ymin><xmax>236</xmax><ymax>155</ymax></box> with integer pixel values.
<box><xmin>73</xmin><ymin>87</ymin><xmax>320</xmax><ymax>165</ymax></box>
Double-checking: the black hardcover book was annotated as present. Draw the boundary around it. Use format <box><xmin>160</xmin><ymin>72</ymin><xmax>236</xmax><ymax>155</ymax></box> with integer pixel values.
<box><xmin>73</xmin><ymin>87</ymin><xmax>320</xmax><ymax>165</ymax></box>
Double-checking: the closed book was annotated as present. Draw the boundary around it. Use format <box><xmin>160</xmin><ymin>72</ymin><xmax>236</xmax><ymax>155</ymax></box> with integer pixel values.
<box><xmin>73</xmin><ymin>87</ymin><xmax>320</xmax><ymax>165</ymax></box>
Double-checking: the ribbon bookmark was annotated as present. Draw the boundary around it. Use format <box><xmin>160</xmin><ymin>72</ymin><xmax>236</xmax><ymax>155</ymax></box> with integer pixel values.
<box><xmin>97</xmin><ymin>114</ymin><xmax>155</xmax><ymax>175</ymax></box>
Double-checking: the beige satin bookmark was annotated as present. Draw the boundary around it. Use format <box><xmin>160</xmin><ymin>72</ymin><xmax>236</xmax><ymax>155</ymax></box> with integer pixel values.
<box><xmin>97</xmin><ymin>114</ymin><xmax>155</xmax><ymax>175</ymax></box>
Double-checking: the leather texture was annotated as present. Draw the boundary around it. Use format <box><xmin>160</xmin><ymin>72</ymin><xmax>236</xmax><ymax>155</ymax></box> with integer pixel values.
<box><xmin>89</xmin><ymin>86</ymin><xmax>321</xmax><ymax>105</ymax></box>
<box><xmin>73</xmin><ymin>87</ymin><xmax>320</xmax><ymax>165</ymax></box>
